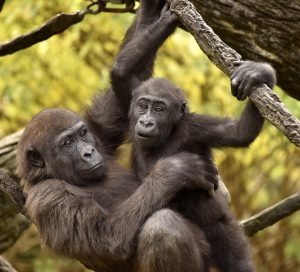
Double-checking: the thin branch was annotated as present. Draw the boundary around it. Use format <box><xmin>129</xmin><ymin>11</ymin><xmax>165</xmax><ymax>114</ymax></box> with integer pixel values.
<box><xmin>241</xmin><ymin>192</ymin><xmax>300</xmax><ymax>236</ymax></box>
<box><xmin>0</xmin><ymin>0</ymin><xmax>5</xmax><ymax>12</ymax></box>
<box><xmin>0</xmin><ymin>256</ymin><xmax>18</xmax><ymax>272</ymax></box>
<box><xmin>0</xmin><ymin>11</ymin><xmax>87</xmax><ymax>57</ymax></box>
<box><xmin>167</xmin><ymin>0</ymin><xmax>300</xmax><ymax>148</ymax></box>
<box><xmin>0</xmin><ymin>172</ymin><xmax>299</xmax><ymax>236</ymax></box>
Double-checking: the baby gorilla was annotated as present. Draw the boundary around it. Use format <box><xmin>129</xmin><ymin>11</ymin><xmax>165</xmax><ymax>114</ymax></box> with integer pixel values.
<box><xmin>129</xmin><ymin>61</ymin><xmax>276</xmax><ymax>271</ymax></box>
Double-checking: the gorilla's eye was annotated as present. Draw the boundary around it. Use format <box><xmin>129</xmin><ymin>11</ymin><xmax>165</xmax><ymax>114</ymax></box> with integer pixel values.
<box><xmin>155</xmin><ymin>106</ymin><xmax>165</xmax><ymax>112</ymax></box>
<box><xmin>139</xmin><ymin>103</ymin><xmax>148</xmax><ymax>110</ymax></box>
<box><xmin>80</xmin><ymin>128</ymin><xmax>88</xmax><ymax>137</ymax></box>
<box><xmin>63</xmin><ymin>139</ymin><xmax>72</xmax><ymax>147</ymax></box>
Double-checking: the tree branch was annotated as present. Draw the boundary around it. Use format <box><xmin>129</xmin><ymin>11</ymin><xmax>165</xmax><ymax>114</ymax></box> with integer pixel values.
<box><xmin>0</xmin><ymin>256</ymin><xmax>18</xmax><ymax>272</ymax></box>
<box><xmin>0</xmin><ymin>0</ymin><xmax>5</xmax><ymax>12</ymax></box>
<box><xmin>0</xmin><ymin>11</ymin><xmax>87</xmax><ymax>57</ymax></box>
<box><xmin>167</xmin><ymin>0</ymin><xmax>300</xmax><ymax>148</ymax></box>
<box><xmin>0</xmin><ymin>172</ymin><xmax>299</xmax><ymax>236</ymax></box>
<box><xmin>241</xmin><ymin>192</ymin><xmax>300</xmax><ymax>236</ymax></box>
<box><xmin>0</xmin><ymin>171</ymin><xmax>26</xmax><ymax>216</ymax></box>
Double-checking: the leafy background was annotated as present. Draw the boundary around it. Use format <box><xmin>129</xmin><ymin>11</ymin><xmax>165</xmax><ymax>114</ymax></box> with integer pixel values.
<box><xmin>0</xmin><ymin>1</ymin><xmax>299</xmax><ymax>271</ymax></box>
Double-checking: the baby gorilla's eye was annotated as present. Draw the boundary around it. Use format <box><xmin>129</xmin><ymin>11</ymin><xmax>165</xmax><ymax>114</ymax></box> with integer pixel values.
<box><xmin>139</xmin><ymin>103</ymin><xmax>148</xmax><ymax>110</ymax></box>
<box><xmin>155</xmin><ymin>107</ymin><xmax>165</xmax><ymax>112</ymax></box>
<box><xmin>80</xmin><ymin>128</ymin><xmax>88</xmax><ymax>137</ymax></box>
<box><xmin>63</xmin><ymin>139</ymin><xmax>72</xmax><ymax>147</ymax></box>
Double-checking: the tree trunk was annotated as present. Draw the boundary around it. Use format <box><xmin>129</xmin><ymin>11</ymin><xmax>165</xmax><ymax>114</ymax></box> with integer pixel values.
<box><xmin>191</xmin><ymin>0</ymin><xmax>300</xmax><ymax>99</ymax></box>
<box><xmin>0</xmin><ymin>131</ymin><xmax>29</xmax><ymax>253</ymax></box>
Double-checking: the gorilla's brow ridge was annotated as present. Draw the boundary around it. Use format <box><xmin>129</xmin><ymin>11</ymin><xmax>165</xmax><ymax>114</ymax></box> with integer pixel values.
<box><xmin>55</xmin><ymin>121</ymin><xmax>86</xmax><ymax>142</ymax></box>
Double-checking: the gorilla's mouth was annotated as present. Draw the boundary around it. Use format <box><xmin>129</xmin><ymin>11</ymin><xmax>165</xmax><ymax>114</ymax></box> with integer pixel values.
<box><xmin>137</xmin><ymin>132</ymin><xmax>155</xmax><ymax>139</ymax></box>
<box><xmin>85</xmin><ymin>162</ymin><xmax>104</xmax><ymax>172</ymax></box>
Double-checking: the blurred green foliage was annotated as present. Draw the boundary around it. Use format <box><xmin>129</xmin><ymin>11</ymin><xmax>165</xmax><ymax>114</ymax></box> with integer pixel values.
<box><xmin>0</xmin><ymin>0</ymin><xmax>299</xmax><ymax>271</ymax></box>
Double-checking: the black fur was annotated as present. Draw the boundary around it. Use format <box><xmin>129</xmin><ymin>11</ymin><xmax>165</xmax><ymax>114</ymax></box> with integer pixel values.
<box><xmin>17</xmin><ymin>1</ymin><xmax>218</xmax><ymax>272</ymax></box>
<box><xmin>112</xmin><ymin>12</ymin><xmax>276</xmax><ymax>269</ymax></box>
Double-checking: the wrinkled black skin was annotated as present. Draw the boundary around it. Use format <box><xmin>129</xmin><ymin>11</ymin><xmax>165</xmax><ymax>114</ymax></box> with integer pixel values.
<box><xmin>17</xmin><ymin>1</ymin><xmax>220</xmax><ymax>272</ymax></box>
<box><xmin>112</xmin><ymin>17</ymin><xmax>277</xmax><ymax>270</ymax></box>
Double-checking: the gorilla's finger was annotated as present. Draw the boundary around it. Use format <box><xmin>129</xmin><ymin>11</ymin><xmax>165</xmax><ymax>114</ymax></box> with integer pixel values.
<box><xmin>236</xmin><ymin>77</ymin><xmax>249</xmax><ymax>100</ymax></box>
<box><xmin>231</xmin><ymin>76</ymin><xmax>240</xmax><ymax>97</ymax></box>
<box><xmin>241</xmin><ymin>79</ymin><xmax>256</xmax><ymax>101</ymax></box>
<box><xmin>160</xmin><ymin>2</ymin><xmax>169</xmax><ymax>15</ymax></box>
<box><xmin>232</xmin><ymin>60</ymin><xmax>244</xmax><ymax>67</ymax></box>
<box><xmin>231</xmin><ymin>68</ymin><xmax>249</xmax><ymax>97</ymax></box>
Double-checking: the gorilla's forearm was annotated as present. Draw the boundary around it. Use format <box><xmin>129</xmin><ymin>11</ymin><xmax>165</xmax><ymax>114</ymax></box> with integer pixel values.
<box><xmin>85</xmin><ymin>90</ymin><xmax>129</xmax><ymax>155</ymax></box>
<box><xmin>24</xmin><ymin>162</ymin><xmax>187</xmax><ymax>263</ymax></box>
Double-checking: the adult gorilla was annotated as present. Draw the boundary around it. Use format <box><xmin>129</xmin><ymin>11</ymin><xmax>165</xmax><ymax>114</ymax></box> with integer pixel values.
<box><xmin>17</xmin><ymin>1</ymin><xmax>217</xmax><ymax>272</ymax></box>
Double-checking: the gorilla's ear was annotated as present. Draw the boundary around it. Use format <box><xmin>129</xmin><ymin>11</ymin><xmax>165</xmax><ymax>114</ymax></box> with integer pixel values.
<box><xmin>27</xmin><ymin>149</ymin><xmax>45</xmax><ymax>168</ymax></box>
<box><xmin>180</xmin><ymin>102</ymin><xmax>187</xmax><ymax>116</ymax></box>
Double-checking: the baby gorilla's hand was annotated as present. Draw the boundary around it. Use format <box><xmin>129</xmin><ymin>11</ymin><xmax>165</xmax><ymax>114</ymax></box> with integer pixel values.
<box><xmin>159</xmin><ymin>2</ymin><xmax>179</xmax><ymax>28</ymax></box>
<box><xmin>231</xmin><ymin>61</ymin><xmax>277</xmax><ymax>101</ymax></box>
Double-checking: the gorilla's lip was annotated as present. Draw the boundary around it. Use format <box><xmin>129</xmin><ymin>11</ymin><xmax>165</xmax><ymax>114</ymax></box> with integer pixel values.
<box><xmin>84</xmin><ymin>162</ymin><xmax>104</xmax><ymax>172</ymax></box>
<box><xmin>137</xmin><ymin>132</ymin><xmax>154</xmax><ymax>139</ymax></box>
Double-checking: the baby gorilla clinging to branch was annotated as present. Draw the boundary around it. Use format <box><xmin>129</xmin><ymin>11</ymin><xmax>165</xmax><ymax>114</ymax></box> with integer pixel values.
<box><xmin>128</xmin><ymin>63</ymin><xmax>276</xmax><ymax>271</ymax></box>
<box><xmin>111</xmin><ymin>15</ymin><xmax>277</xmax><ymax>268</ymax></box>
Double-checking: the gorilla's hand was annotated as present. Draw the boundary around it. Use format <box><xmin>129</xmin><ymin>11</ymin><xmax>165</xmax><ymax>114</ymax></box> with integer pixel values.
<box><xmin>159</xmin><ymin>2</ymin><xmax>179</xmax><ymax>28</ymax></box>
<box><xmin>156</xmin><ymin>152</ymin><xmax>219</xmax><ymax>194</ymax></box>
<box><xmin>231</xmin><ymin>61</ymin><xmax>277</xmax><ymax>101</ymax></box>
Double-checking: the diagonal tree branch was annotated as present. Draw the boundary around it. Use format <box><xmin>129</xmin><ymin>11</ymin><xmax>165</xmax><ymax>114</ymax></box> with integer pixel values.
<box><xmin>166</xmin><ymin>0</ymin><xmax>300</xmax><ymax>148</ymax></box>
<box><xmin>241</xmin><ymin>192</ymin><xmax>300</xmax><ymax>236</ymax></box>
<box><xmin>0</xmin><ymin>11</ymin><xmax>87</xmax><ymax>57</ymax></box>
<box><xmin>0</xmin><ymin>256</ymin><xmax>18</xmax><ymax>272</ymax></box>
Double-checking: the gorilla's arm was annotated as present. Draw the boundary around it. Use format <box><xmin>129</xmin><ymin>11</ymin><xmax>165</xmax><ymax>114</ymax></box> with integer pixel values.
<box><xmin>110</xmin><ymin>3</ymin><xmax>178</xmax><ymax>113</ymax></box>
<box><xmin>24</xmin><ymin>153</ymin><xmax>207</xmax><ymax>264</ymax></box>
<box><xmin>187</xmin><ymin>61</ymin><xmax>276</xmax><ymax>148</ymax></box>
<box><xmin>187</xmin><ymin>100</ymin><xmax>264</xmax><ymax>148</ymax></box>
<box><xmin>85</xmin><ymin>1</ymin><xmax>177</xmax><ymax>155</ymax></box>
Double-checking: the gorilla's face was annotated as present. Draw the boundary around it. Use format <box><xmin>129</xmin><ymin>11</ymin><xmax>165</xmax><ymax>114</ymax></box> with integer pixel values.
<box><xmin>51</xmin><ymin>121</ymin><xmax>105</xmax><ymax>185</ymax></box>
<box><xmin>19</xmin><ymin>109</ymin><xmax>106</xmax><ymax>187</ymax></box>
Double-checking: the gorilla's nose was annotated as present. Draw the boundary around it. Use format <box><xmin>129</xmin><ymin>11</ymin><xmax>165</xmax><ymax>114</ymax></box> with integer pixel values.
<box><xmin>81</xmin><ymin>145</ymin><xmax>95</xmax><ymax>161</ymax></box>
<box><xmin>139</xmin><ymin>119</ymin><xmax>154</xmax><ymax>128</ymax></box>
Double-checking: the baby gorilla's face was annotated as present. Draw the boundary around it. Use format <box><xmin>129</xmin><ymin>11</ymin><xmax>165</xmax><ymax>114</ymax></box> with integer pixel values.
<box><xmin>129</xmin><ymin>78</ymin><xmax>187</xmax><ymax>149</ymax></box>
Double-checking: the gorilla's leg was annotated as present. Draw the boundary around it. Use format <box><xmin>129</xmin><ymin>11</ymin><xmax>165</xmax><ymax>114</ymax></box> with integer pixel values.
<box><xmin>205</xmin><ymin>215</ymin><xmax>254</xmax><ymax>272</ymax></box>
<box><xmin>134</xmin><ymin>209</ymin><xmax>209</xmax><ymax>272</ymax></box>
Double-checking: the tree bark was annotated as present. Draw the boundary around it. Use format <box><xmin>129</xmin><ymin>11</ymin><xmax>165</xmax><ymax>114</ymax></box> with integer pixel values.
<box><xmin>0</xmin><ymin>256</ymin><xmax>18</xmax><ymax>272</ymax></box>
<box><xmin>0</xmin><ymin>131</ymin><xmax>29</xmax><ymax>254</ymax></box>
<box><xmin>190</xmin><ymin>0</ymin><xmax>300</xmax><ymax>100</ymax></box>
<box><xmin>241</xmin><ymin>192</ymin><xmax>300</xmax><ymax>236</ymax></box>
<box><xmin>167</xmin><ymin>0</ymin><xmax>300</xmax><ymax>147</ymax></box>
<box><xmin>0</xmin><ymin>130</ymin><xmax>22</xmax><ymax>180</ymax></box>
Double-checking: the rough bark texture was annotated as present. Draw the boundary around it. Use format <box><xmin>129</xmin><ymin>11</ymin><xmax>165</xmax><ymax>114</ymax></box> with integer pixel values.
<box><xmin>190</xmin><ymin>0</ymin><xmax>300</xmax><ymax>100</ymax></box>
<box><xmin>167</xmin><ymin>0</ymin><xmax>300</xmax><ymax>147</ymax></box>
<box><xmin>0</xmin><ymin>131</ymin><xmax>29</xmax><ymax>254</ymax></box>
<box><xmin>0</xmin><ymin>131</ymin><xmax>22</xmax><ymax>180</ymax></box>
<box><xmin>241</xmin><ymin>192</ymin><xmax>300</xmax><ymax>236</ymax></box>
<box><xmin>0</xmin><ymin>12</ymin><xmax>86</xmax><ymax>57</ymax></box>
<box><xmin>0</xmin><ymin>256</ymin><xmax>18</xmax><ymax>272</ymax></box>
